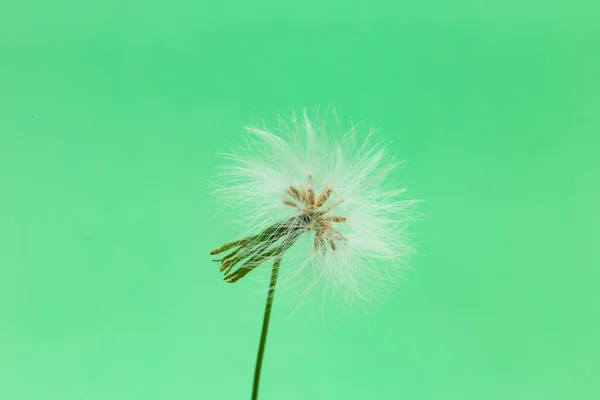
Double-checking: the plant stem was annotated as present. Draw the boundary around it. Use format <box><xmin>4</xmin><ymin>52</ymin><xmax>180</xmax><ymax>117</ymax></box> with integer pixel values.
<box><xmin>251</xmin><ymin>256</ymin><xmax>282</xmax><ymax>400</ymax></box>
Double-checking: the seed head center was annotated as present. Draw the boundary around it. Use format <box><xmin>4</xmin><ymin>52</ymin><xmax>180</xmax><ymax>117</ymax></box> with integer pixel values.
<box><xmin>283</xmin><ymin>181</ymin><xmax>347</xmax><ymax>253</ymax></box>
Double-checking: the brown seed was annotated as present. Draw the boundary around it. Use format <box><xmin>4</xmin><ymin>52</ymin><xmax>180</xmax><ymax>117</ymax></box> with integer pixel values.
<box><xmin>314</xmin><ymin>231</ymin><xmax>326</xmax><ymax>254</ymax></box>
<box><xmin>307</xmin><ymin>186</ymin><xmax>315</xmax><ymax>205</ymax></box>
<box><xmin>283</xmin><ymin>200</ymin><xmax>299</xmax><ymax>209</ymax></box>
<box><xmin>301</xmin><ymin>186</ymin><xmax>310</xmax><ymax>204</ymax></box>
<box><xmin>315</xmin><ymin>207</ymin><xmax>331</xmax><ymax>217</ymax></box>
<box><xmin>316</xmin><ymin>187</ymin><xmax>332</xmax><ymax>207</ymax></box>
<box><xmin>323</xmin><ymin>216</ymin><xmax>346</xmax><ymax>223</ymax></box>
<box><xmin>287</xmin><ymin>186</ymin><xmax>303</xmax><ymax>202</ymax></box>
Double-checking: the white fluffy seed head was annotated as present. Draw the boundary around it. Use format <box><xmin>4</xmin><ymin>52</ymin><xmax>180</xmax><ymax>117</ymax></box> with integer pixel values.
<box><xmin>212</xmin><ymin>108</ymin><xmax>418</xmax><ymax>305</ymax></box>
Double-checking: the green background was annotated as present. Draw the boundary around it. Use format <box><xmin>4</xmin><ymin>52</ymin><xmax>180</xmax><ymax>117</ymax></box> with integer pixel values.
<box><xmin>1</xmin><ymin>1</ymin><xmax>599</xmax><ymax>399</ymax></box>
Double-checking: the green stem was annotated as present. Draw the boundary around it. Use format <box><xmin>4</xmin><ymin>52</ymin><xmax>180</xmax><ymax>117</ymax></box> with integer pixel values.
<box><xmin>251</xmin><ymin>256</ymin><xmax>282</xmax><ymax>400</ymax></box>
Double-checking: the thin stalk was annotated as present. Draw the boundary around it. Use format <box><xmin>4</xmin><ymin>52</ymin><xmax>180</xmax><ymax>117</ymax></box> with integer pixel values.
<box><xmin>251</xmin><ymin>256</ymin><xmax>282</xmax><ymax>400</ymax></box>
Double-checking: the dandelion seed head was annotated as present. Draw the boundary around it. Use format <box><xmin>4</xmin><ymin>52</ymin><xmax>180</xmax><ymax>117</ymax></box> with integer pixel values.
<box><xmin>212</xmin><ymin>108</ymin><xmax>417</xmax><ymax>304</ymax></box>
